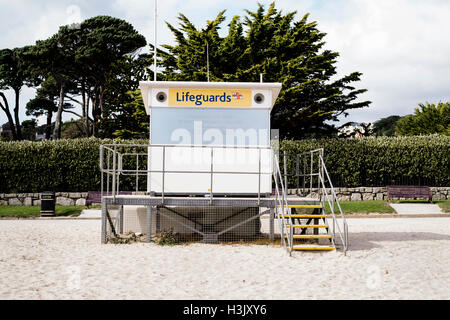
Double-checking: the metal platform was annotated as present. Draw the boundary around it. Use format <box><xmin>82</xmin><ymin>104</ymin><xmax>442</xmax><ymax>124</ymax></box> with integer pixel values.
<box><xmin>102</xmin><ymin>195</ymin><xmax>321</xmax><ymax>207</ymax></box>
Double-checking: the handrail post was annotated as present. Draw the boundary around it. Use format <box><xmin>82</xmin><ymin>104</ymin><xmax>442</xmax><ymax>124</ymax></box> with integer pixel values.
<box><xmin>162</xmin><ymin>146</ymin><xmax>165</xmax><ymax>204</ymax></box>
<box><xmin>112</xmin><ymin>145</ymin><xmax>117</xmax><ymax>200</ymax></box>
<box><xmin>296</xmin><ymin>154</ymin><xmax>299</xmax><ymax>195</ymax></box>
<box><xmin>210</xmin><ymin>148</ymin><xmax>213</xmax><ymax>205</ymax></box>
<box><xmin>310</xmin><ymin>151</ymin><xmax>313</xmax><ymax>196</ymax></box>
<box><xmin>136</xmin><ymin>153</ymin><xmax>139</xmax><ymax>193</ymax></box>
<box><xmin>100</xmin><ymin>145</ymin><xmax>104</xmax><ymax>198</ymax></box>
<box><xmin>302</xmin><ymin>155</ymin><xmax>306</xmax><ymax>196</ymax></box>
<box><xmin>283</xmin><ymin>150</ymin><xmax>288</xmax><ymax>194</ymax></box>
<box><xmin>258</xmin><ymin>148</ymin><xmax>261</xmax><ymax>206</ymax></box>
<box><xmin>117</xmin><ymin>154</ymin><xmax>122</xmax><ymax>195</ymax></box>
<box><xmin>106</xmin><ymin>149</ymin><xmax>110</xmax><ymax>194</ymax></box>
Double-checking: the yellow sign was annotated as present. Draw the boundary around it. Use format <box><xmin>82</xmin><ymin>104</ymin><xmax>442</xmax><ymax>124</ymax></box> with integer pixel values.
<box><xmin>168</xmin><ymin>89</ymin><xmax>252</xmax><ymax>107</ymax></box>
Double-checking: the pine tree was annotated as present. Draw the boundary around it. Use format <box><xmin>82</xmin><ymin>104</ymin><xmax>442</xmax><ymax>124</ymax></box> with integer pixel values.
<box><xmin>396</xmin><ymin>102</ymin><xmax>450</xmax><ymax>136</ymax></box>
<box><xmin>157</xmin><ymin>2</ymin><xmax>371</xmax><ymax>139</ymax></box>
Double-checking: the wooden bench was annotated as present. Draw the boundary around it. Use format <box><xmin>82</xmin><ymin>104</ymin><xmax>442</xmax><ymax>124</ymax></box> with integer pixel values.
<box><xmin>86</xmin><ymin>191</ymin><xmax>133</xmax><ymax>206</ymax></box>
<box><xmin>386</xmin><ymin>186</ymin><xmax>432</xmax><ymax>202</ymax></box>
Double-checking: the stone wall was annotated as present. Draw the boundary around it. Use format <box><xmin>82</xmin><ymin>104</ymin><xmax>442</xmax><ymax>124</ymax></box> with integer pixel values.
<box><xmin>288</xmin><ymin>187</ymin><xmax>450</xmax><ymax>201</ymax></box>
<box><xmin>0</xmin><ymin>192</ymin><xmax>87</xmax><ymax>206</ymax></box>
<box><xmin>0</xmin><ymin>187</ymin><xmax>449</xmax><ymax>206</ymax></box>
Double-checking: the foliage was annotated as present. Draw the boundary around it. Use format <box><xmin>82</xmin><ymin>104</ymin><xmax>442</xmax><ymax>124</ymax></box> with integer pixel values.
<box><xmin>21</xmin><ymin>119</ymin><xmax>37</xmax><ymax>141</ymax></box>
<box><xmin>158</xmin><ymin>2</ymin><xmax>371</xmax><ymax>139</ymax></box>
<box><xmin>1</xmin><ymin>136</ymin><xmax>449</xmax><ymax>193</ymax></box>
<box><xmin>157</xmin><ymin>228</ymin><xmax>179</xmax><ymax>246</ymax></box>
<box><xmin>280</xmin><ymin>135</ymin><xmax>450</xmax><ymax>187</ymax></box>
<box><xmin>61</xmin><ymin>119</ymin><xmax>86</xmax><ymax>139</ymax></box>
<box><xmin>0</xmin><ymin>46</ymin><xmax>37</xmax><ymax>140</ymax></box>
<box><xmin>396</xmin><ymin>102</ymin><xmax>450</xmax><ymax>136</ymax></box>
<box><xmin>373</xmin><ymin>115</ymin><xmax>401</xmax><ymax>136</ymax></box>
<box><xmin>21</xmin><ymin>16</ymin><xmax>147</xmax><ymax>139</ymax></box>
<box><xmin>0</xmin><ymin>138</ymin><xmax>144</xmax><ymax>193</ymax></box>
<box><xmin>99</xmin><ymin>55</ymin><xmax>151</xmax><ymax>138</ymax></box>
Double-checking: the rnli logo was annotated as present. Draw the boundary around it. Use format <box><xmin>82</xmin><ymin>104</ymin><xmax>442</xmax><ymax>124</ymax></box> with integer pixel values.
<box><xmin>232</xmin><ymin>92</ymin><xmax>243</xmax><ymax>100</ymax></box>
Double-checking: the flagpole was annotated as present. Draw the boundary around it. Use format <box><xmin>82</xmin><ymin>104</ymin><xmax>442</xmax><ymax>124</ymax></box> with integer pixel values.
<box><xmin>154</xmin><ymin>0</ymin><xmax>157</xmax><ymax>81</ymax></box>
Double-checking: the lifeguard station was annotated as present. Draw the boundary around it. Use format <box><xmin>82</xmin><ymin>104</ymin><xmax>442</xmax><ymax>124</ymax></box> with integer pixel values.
<box><xmin>99</xmin><ymin>81</ymin><xmax>348</xmax><ymax>254</ymax></box>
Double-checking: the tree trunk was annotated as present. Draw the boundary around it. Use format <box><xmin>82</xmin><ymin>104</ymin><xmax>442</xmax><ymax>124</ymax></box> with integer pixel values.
<box><xmin>52</xmin><ymin>83</ymin><xmax>65</xmax><ymax>139</ymax></box>
<box><xmin>13</xmin><ymin>88</ymin><xmax>22</xmax><ymax>140</ymax></box>
<box><xmin>85</xmin><ymin>90</ymin><xmax>91</xmax><ymax>136</ymax></box>
<box><xmin>81</xmin><ymin>80</ymin><xmax>90</xmax><ymax>137</ymax></box>
<box><xmin>91</xmin><ymin>87</ymin><xmax>99</xmax><ymax>137</ymax></box>
<box><xmin>45</xmin><ymin>110</ymin><xmax>53</xmax><ymax>139</ymax></box>
<box><xmin>0</xmin><ymin>92</ymin><xmax>17</xmax><ymax>140</ymax></box>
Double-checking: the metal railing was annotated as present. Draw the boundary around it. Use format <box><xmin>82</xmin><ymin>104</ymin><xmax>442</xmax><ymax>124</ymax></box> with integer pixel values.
<box><xmin>100</xmin><ymin>144</ymin><xmax>272</xmax><ymax>204</ymax></box>
<box><xmin>318</xmin><ymin>153</ymin><xmax>349</xmax><ymax>254</ymax></box>
<box><xmin>284</xmin><ymin>149</ymin><xmax>348</xmax><ymax>254</ymax></box>
<box><xmin>273</xmin><ymin>154</ymin><xmax>293</xmax><ymax>254</ymax></box>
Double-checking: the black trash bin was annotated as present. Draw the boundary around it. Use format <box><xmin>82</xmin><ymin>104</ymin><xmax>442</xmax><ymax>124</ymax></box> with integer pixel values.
<box><xmin>41</xmin><ymin>191</ymin><xmax>55</xmax><ymax>217</ymax></box>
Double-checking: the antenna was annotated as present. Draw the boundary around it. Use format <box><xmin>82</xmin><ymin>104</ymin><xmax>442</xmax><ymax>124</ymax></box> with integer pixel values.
<box><xmin>206</xmin><ymin>41</ymin><xmax>210</xmax><ymax>82</ymax></box>
<box><xmin>153</xmin><ymin>0</ymin><xmax>157</xmax><ymax>81</ymax></box>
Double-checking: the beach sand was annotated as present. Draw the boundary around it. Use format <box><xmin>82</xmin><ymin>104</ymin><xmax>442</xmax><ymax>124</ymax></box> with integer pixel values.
<box><xmin>1</xmin><ymin>217</ymin><xmax>450</xmax><ymax>299</ymax></box>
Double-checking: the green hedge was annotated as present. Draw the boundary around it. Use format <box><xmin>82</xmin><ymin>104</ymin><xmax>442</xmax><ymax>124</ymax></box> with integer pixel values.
<box><xmin>280</xmin><ymin>135</ymin><xmax>450</xmax><ymax>187</ymax></box>
<box><xmin>0</xmin><ymin>135</ymin><xmax>448</xmax><ymax>193</ymax></box>
<box><xmin>0</xmin><ymin>138</ymin><xmax>147</xmax><ymax>193</ymax></box>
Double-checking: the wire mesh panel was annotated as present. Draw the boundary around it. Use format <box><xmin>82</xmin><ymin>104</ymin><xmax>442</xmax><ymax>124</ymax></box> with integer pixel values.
<box><xmin>103</xmin><ymin>203</ymin><xmax>273</xmax><ymax>244</ymax></box>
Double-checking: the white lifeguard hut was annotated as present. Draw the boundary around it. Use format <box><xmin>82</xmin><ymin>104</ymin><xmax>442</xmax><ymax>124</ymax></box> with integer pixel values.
<box><xmin>139</xmin><ymin>81</ymin><xmax>281</xmax><ymax>196</ymax></box>
<box><xmin>99</xmin><ymin>81</ymin><xmax>348</xmax><ymax>254</ymax></box>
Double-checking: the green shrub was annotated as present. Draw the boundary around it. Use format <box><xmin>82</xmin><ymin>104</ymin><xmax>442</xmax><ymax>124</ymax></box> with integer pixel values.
<box><xmin>280</xmin><ymin>135</ymin><xmax>450</xmax><ymax>187</ymax></box>
<box><xmin>0</xmin><ymin>135</ymin><xmax>448</xmax><ymax>193</ymax></box>
<box><xmin>0</xmin><ymin>138</ymin><xmax>147</xmax><ymax>193</ymax></box>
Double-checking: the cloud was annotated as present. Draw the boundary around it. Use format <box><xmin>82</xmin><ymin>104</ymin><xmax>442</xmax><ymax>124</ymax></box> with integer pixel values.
<box><xmin>312</xmin><ymin>0</ymin><xmax>450</xmax><ymax>122</ymax></box>
<box><xmin>1</xmin><ymin>0</ymin><xmax>450</xmax><ymax>126</ymax></box>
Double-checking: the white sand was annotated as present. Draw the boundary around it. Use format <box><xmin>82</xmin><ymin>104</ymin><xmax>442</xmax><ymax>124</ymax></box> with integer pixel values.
<box><xmin>1</xmin><ymin>218</ymin><xmax>450</xmax><ymax>300</ymax></box>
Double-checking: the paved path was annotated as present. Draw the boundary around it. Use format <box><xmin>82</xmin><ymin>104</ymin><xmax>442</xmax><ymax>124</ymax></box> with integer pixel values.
<box><xmin>389</xmin><ymin>203</ymin><xmax>443</xmax><ymax>215</ymax></box>
<box><xmin>78</xmin><ymin>209</ymin><xmax>101</xmax><ymax>218</ymax></box>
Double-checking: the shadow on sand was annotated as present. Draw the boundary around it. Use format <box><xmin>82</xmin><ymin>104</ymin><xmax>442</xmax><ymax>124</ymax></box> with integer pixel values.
<box><xmin>347</xmin><ymin>231</ymin><xmax>450</xmax><ymax>251</ymax></box>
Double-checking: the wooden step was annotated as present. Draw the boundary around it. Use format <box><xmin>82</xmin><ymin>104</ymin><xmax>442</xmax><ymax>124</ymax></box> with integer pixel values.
<box><xmin>281</xmin><ymin>215</ymin><xmax>326</xmax><ymax>219</ymax></box>
<box><xmin>292</xmin><ymin>245</ymin><xmax>335</xmax><ymax>251</ymax></box>
<box><xmin>285</xmin><ymin>225</ymin><xmax>328</xmax><ymax>229</ymax></box>
<box><xmin>286</xmin><ymin>234</ymin><xmax>332</xmax><ymax>239</ymax></box>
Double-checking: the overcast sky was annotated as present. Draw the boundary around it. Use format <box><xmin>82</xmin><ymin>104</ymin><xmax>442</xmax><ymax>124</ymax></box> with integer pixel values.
<box><xmin>1</xmin><ymin>0</ymin><xmax>449</xmax><ymax>127</ymax></box>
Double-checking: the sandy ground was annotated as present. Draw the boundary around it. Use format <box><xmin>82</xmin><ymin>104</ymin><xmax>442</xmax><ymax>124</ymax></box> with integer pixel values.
<box><xmin>1</xmin><ymin>218</ymin><xmax>450</xmax><ymax>300</ymax></box>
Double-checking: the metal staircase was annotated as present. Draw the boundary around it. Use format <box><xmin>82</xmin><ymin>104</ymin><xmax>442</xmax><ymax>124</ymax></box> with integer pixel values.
<box><xmin>273</xmin><ymin>149</ymin><xmax>348</xmax><ymax>255</ymax></box>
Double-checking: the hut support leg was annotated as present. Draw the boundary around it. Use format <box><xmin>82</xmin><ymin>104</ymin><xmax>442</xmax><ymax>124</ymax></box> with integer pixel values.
<box><xmin>146</xmin><ymin>206</ymin><xmax>152</xmax><ymax>243</ymax></box>
<box><xmin>269</xmin><ymin>207</ymin><xmax>275</xmax><ymax>241</ymax></box>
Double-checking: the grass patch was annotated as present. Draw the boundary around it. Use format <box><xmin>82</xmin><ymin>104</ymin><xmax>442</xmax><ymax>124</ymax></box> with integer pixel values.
<box><xmin>324</xmin><ymin>200</ymin><xmax>396</xmax><ymax>214</ymax></box>
<box><xmin>436</xmin><ymin>200</ymin><xmax>450</xmax><ymax>213</ymax></box>
<box><xmin>0</xmin><ymin>205</ymin><xmax>85</xmax><ymax>218</ymax></box>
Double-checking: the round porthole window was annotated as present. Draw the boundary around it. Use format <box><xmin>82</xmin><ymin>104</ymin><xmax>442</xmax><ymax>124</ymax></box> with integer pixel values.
<box><xmin>254</xmin><ymin>93</ymin><xmax>265</xmax><ymax>104</ymax></box>
<box><xmin>156</xmin><ymin>92</ymin><xmax>167</xmax><ymax>102</ymax></box>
